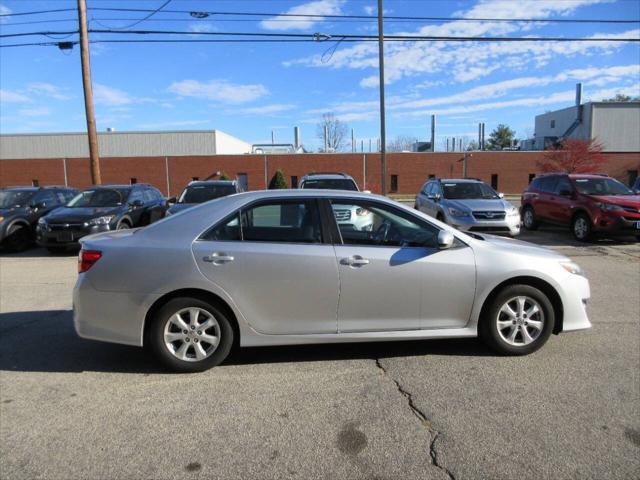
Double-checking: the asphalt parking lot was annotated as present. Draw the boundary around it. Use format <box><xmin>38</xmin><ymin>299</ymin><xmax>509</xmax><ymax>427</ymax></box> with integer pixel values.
<box><xmin>1</xmin><ymin>227</ymin><xmax>639</xmax><ymax>480</ymax></box>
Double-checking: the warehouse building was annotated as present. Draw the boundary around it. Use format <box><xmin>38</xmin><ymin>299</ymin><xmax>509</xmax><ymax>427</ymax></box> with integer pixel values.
<box><xmin>0</xmin><ymin>129</ymin><xmax>252</xmax><ymax>159</ymax></box>
<box><xmin>533</xmin><ymin>97</ymin><xmax>640</xmax><ymax>151</ymax></box>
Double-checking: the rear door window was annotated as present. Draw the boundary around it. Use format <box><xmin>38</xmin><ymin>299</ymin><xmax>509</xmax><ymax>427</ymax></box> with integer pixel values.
<box><xmin>538</xmin><ymin>176</ymin><xmax>559</xmax><ymax>193</ymax></box>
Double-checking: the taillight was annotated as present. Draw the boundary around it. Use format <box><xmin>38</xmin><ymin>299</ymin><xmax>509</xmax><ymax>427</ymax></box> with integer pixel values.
<box><xmin>78</xmin><ymin>249</ymin><xmax>102</xmax><ymax>273</ymax></box>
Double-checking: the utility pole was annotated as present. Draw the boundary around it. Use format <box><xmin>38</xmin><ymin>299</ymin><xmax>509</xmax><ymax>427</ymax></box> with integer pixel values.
<box><xmin>377</xmin><ymin>0</ymin><xmax>387</xmax><ymax>195</ymax></box>
<box><xmin>78</xmin><ymin>0</ymin><xmax>101</xmax><ymax>185</ymax></box>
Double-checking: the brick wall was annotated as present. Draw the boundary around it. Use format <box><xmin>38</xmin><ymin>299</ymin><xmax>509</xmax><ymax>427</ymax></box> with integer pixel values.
<box><xmin>1</xmin><ymin>152</ymin><xmax>638</xmax><ymax>195</ymax></box>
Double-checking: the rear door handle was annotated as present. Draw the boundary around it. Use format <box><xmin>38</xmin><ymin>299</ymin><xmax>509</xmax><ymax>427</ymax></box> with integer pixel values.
<box><xmin>340</xmin><ymin>256</ymin><xmax>370</xmax><ymax>267</ymax></box>
<box><xmin>203</xmin><ymin>252</ymin><xmax>235</xmax><ymax>264</ymax></box>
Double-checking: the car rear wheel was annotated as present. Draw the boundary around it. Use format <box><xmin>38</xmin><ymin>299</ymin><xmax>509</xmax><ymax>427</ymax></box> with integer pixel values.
<box><xmin>147</xmin><ymin>297</ymin><xmax>234</xmax><ymax>372</ymax></box>
<box><xmin>2</xmin><ymin>223</ymin><xmax>31</xmax><ymax>252</ymax></box>
<box><xmin>522</xmin><ymin>206</ymin><xmax>538</xmax><ymax>230</ymax></box>
<box><xmin>572</xmin><ymin>213</ymin><xmax>592</xmax><ymax>242</ymax></box>
<box><xmin>479</xmin><ymin>284</ymin><xmax>554</xmax><ymax>356</ymax></box>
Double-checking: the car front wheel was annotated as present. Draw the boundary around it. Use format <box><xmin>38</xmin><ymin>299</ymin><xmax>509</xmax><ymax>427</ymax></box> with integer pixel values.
<box><xmin>2</xmin><ymin>223</ymin><xmax>31</xmax><ymax>252</ymax></box>
<box><xmin>479</xmin><ymin>284</ymin><xmax>554</xmax><ymax>356</ymax></box>
<box><xmin>147</xmin><ymin>297</ymin><xmax>234</xmax><ymax>372</ymax></box>
<box><xmin>522</xmin><ymin>206</ymin><xmax>538</xmax><ymax>230</ymax></box>
<box><xmin>572</xmin><ymin>213</ymin><xmax>592</xmax><ymax>242</ymax></box>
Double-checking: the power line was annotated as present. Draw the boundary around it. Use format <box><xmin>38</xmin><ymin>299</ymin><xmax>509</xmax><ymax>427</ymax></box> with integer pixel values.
<box><xmin>91</xmin><ymin>0</ymin><xmax>172</xmax><ymax>30</ymax></box>
<box><xmin>1</xmin><ymin>7</ymin><xmax>638</xmax><ymax>24</ymax></box>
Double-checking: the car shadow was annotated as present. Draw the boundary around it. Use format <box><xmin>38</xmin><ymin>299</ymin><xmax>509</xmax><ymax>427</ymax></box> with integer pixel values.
<box><xmin>0</xmin><ymin>246</ymin><xmax>79</xmax><ymax>258</ymax></box>
<box><xmin>517</xmin><ymin>225</ymin><xmax>638</xmax><ymax>248</ymax></box>
<box><xmin>0</xmin><ymin>310</ymin><xmax>492</xmax><ymax>374</ymax></box>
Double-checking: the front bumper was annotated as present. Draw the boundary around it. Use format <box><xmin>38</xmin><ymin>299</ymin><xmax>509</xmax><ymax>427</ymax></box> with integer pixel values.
<box><xmin>592</xmin><ymin>212</ymin><xmax>640</xmax><ymax>236</ymax></box>
<box><xmin>36</xmin><ymin>222</ymin><xmax>111</xmax><ymax>247</ymax></box>
<box><xmin>447</xmin><ymin>213</ymin><xmax>521</xmax><ymax>236</ymax></box>
<box><xmin>559</xmin><ymin>272</ymin><xmax>591</xmax><ymax>332</ymax></box>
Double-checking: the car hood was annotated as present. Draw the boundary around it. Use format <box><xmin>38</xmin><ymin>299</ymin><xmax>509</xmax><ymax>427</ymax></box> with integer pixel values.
<box><xmin>44</xmin><ymin>206</ymin><xmax>121</xmax><ymax>223</ymax></box>
<box><xmin>168</xmin><ymin>203</ymin><xmax>196</xmax><ymax>214</ymax></box>
<box><xmin>589</xmin><ymin>195</ymin><xmax>640</xmax><ymax>209</ymax></box>
<box><xmin>444</xmin><ymin>198</ymin><xmax>514</xmax><ymax>212</ymax></box>
<box><xmin>476</xmin><ymin>233</ymin><xmax>568</xmax><ymax>260</ymax></box>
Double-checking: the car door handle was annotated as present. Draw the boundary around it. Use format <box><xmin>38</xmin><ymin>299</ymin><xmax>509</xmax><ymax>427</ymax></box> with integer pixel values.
<box><xmin>203</xmin><ymin>252</ymin><xmax>234</xmax><ymax>264</ymax></box>
<box><xmin>340</xmin><ymin>256</ymin><xmax>370</xmax><ymax>267</ymax></box>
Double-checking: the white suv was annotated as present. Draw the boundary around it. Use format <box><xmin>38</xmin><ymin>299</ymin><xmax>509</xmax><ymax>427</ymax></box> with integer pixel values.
<box><xmin>300</xmin><ymin>173</ymin><xmax>374</xmax><ymax>231</ymax></box>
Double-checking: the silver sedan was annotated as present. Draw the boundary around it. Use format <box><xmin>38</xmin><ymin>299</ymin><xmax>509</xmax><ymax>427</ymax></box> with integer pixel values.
<box><xmin>73</xmin><ymin>190</ymin><xmax>591</xmax><ymax>372</ymax></box>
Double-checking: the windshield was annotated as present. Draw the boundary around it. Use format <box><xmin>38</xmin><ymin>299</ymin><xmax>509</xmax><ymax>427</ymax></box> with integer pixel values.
<box><xmin>178</xmin><ymin>185</ymin><xmax>236</xmax><ymax>204</ymax></box>
<box><xmin>442</xmin><ymin>182</ymin><xmax>499</xmax><ymax>200</ymax></box>
<box><xmin>573</xmin><ymin>178</ymin><xmax>634</xmax><ymax>196</ymax></box>
<box><xmin>67</xmin><ymin>188</ymin><xmax>129</xmax><ymax>207</ymax></box>
<box><xmin>301</xmin><ymin>179</ymin><xmax>358</xmax><ymax>191</ymax></box>
<box><xmin>0</xmin><ymin>190</ymin><xmax>36</xmax><ymax>208</ymax></box>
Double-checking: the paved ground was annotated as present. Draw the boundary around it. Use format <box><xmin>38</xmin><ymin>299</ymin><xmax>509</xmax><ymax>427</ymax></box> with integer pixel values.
<box><xmin>1</xmin><ymin>228</ymin><xmax>639</xmax><ymax>480</ymax></box>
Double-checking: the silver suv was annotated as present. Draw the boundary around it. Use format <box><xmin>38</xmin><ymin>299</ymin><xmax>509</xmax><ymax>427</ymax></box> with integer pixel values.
<box><xmin>300</xmin><ymin>172</ymin><xmax>374</xmax><ymax>231</ymax></box>
<box><xmin>415</xmin><ymin>178</ymin><xmax>521</xmax><ymax>236</ymax></box>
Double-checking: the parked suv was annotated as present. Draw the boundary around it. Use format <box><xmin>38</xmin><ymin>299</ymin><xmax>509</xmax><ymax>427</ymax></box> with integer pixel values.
<box><xmin>521</xmin><ymin>173</ymin><xmax>640</xmax><ymax>241</ymax></box>
<box><xmin>300</xmin><ymin>172</ymin><xmax>374</xmax><ymax>231</ymax></box>
<box><xmin>167</xmin><ymin>180</ymin><xmax>243</xmax><ymax>216</ymax></box>
<box><xmin>37</xmin><ymin>184</ymin><xmax>167</xmax><ymax>252</ymax></box>
<box><xmin>415</xmin><ymin>178</ymin><xmax>521</xmax><ymax>236</ymax></box>
<box><xmin>0</xmin><ymin>186</ymin><xmax>78</xmax><ymax>252</ymax></box>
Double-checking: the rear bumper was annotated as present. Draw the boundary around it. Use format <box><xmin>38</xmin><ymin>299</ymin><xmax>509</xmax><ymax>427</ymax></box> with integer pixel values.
<box><xmin>73</xmin><ymin>274</ymin><xmax>160</xmax><ymax>347</ymax></box>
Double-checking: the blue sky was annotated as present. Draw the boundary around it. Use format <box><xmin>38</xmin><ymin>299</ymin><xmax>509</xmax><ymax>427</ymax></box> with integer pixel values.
<box><xmin>1</xmin><ymin>0</ymin><xmax>639</xmax><ymax>151</ymax></box>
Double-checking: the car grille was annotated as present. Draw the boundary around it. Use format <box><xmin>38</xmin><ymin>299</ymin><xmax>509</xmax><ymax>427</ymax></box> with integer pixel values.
<box><xmin>472</xmin><ymin>211</ymin><xmax>506</xmax><ymax>220</ymax></box>
<box><xmin>48</xmin><ymin>223</ymin><xmax>86</xmax><ymax>231</ymax></box>
<box><xmin>333</xmin><ymin>209</ymin><xmax>352</xmax><ymax>222</ymax></box>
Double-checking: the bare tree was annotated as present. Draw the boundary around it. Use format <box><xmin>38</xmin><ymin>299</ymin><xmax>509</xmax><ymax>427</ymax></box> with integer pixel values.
<box><xmin>316</xmin><ymin>113</ymin><xmax>348</xmax><ymax>152</ymax></box>
<box><xmin>387</xmin><ymin>135</ymin><xmax>418</xmax><ymax>152</ymax></box>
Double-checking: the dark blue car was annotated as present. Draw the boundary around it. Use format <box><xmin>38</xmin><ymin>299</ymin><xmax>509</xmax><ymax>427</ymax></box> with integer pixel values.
<box><xmin>167</xmin><ymin>180</ymin><xmax>243</xmax><ymax>216</ymax></box>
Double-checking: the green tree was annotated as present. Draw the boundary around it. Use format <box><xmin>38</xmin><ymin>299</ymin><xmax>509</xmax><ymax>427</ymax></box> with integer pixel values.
<box><xmin>219</xmin><ymin>172</ymin><xmax>231</xmax><ymax>180</ymax></box>
<box><xmin>269</xmin><ymin>169</ymin><xmax>288</xmax><ymax>189</ymax></box>
<box><xmin>486</xmin><ymin>124</ymin><xmax>516</xmax><ymax>150</ymax></box>
<box><xmin>602</xmin><ymin>93</ymin><xmax>639</xmax><ymax>102</ymax></box>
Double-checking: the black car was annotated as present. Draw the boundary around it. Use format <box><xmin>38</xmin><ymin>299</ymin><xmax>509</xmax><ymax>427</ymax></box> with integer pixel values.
<box><xmin>37</xmin><ymin>184</ymin><xmax>168</xmax><ymax>252</ymax></box>
<box><xmin>166</xmin><ymin>180</ymin><xmax>243</xmax><ymax>216</ymax></box>
<box><xmin>0</xmin><ymin>186</ymin><xmax>78</xmax><ymax>252</ymax></box>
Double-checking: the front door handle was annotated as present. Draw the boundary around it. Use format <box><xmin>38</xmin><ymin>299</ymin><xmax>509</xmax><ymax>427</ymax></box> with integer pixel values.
<box><xmin>340</xmin><ymin>256</ymin><xmax>370</xmax><ymax>267</ymax></box>
<box><xmin>203</xmin><ymin>252</ymin><xmax>235</xmax><ymax>264</ymax></box>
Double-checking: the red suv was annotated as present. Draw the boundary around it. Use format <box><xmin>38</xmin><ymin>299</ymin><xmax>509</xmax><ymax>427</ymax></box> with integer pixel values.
<box><xmin>521</xmin><ymin>173</ymin><xmax>640</xmax><ymax>241</ymax></box>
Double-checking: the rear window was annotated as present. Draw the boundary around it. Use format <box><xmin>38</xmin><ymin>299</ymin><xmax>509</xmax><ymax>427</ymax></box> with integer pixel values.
<box><xmin>178</xmin><ymin>184</ymin><xmax>236</xmax><ymax>204</ymax></box>
<box><xmin>531</xmin><ymin>176</ymin><xmax>558</xmax><ymax>193</ymax></box>
<box><xmin>301</xmin><ymin>179</ymin><xmax>358</xmax><ymax>191</ymax></box>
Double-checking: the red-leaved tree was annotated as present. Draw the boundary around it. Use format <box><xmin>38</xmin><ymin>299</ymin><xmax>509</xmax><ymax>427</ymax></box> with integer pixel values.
<box><xmin>537</xmin><ymin>138</ymin><xmax>607</xmax><ymax>173</ymax></box>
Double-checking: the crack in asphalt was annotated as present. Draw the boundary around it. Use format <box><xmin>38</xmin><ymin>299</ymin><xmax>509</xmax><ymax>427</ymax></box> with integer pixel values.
<box><xmin>375</xmin><ymin>358</ymin><xmax>455</xmax><ymax>480</ymax></box>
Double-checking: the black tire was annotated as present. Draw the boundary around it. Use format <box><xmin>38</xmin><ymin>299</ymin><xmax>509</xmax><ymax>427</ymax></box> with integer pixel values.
<box><xmin>479</xmin><ymin>284</ymin><xmax>555</xmax><ymax>356</ymax></box>
<box><xmin>436</xmin><ymin>212</ymin><xmax>445</xmax><ymax>222</ymax></box>
<box><xmin>522</xmin><ymin>206</ymin><xmax>538</xmax><ymax>231</ymax></box>
<box><xmin>116</xmin><ymin>221</ymin><xmax>130</xmax><ymax>230</ymax></box>
<box><xmin>572</xmin><ymin>212</ymin><xmax>592</xmax><ymax>242</ymax></box>
<box><xmin>146</xmin><ymin>297</ymin><xmax>234</xmax><ymax>373</ymax></box>
<box><xmin>2</xmin><ymin>223</ymin><xmax>31</xmax><ymax>252</ymax></box>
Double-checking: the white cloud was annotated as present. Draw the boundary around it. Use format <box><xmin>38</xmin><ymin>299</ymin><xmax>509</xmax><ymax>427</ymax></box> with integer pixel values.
<box><xmin>0</xmin><ymin>3</ymin><xmax>10</xmax><ymax>23</ymax></box>
<box><xmin>284</xmin><ymin>0</ymin><xmax>634</xmax><ymax>87</ymax></box>
<box><xmin>238</xmin><ymin>104</ymin><xmax>296</xmax><ymax>115</ymax></box>
<box><xmin>0</xmin><ymin>89</ymin><xmax>31</xmax><ymax>103</ymax></box>
<box><xmin>94</xmin><ymin>84</ymin><xmax>134</xmax><ymax>106</ymax></box>
<box><xmin>188</xmin><ymin>23</ymin><xmax>217</xmax><ymax>34</ymax></box>
<box><xmin>27</xmin><ymin>82</ymin><xmax>70</xmax><ymax>100</ymax></box>
<box><xmin>260</xmin><ymin>0</ymin><xmax>344</xmax><ymax>31</ymax></box>
<box><xmin>363</xmin><ymin>5</ymin><xmax>375</xmax><ymax>15</ymax></box>
<box><xmin>168</xmin><ymin>79</ymin><xmax>269</xmax><ymax>104</ymax></box>
<box><xmin>18</xmin><ymin>107</ymin><xmax>51</xmax><ymax>117</ymax></box>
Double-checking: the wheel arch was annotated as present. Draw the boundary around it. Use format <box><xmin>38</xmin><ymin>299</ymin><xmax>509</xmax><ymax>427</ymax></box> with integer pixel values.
<box><xmin>571</xmin><ymin>208</ymin><xmax>592</xmax><ymax>225</ymax></box>
<box><xmin>479</xmin><ymin>276</ymin><xmax>564</xmax><ymax>335</ymax></box>
<box><xmin>118</xmin><ymin>216</ymin><xmax>132</xmax><ymax>227</ymax></box>
<box><xmin>143</xmin><ymin>288</ymin><xmax>240</xmax><ymax>348</ymax></box>
<box><xmin>7</xmin><ymin>217</ymin><xmax>31</xmax><ymax>230</ymax></box>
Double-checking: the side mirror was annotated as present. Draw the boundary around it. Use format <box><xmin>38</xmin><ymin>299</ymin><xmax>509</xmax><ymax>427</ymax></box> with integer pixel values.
<box><xmin>428</xmin><ymin>193</ymin><xmax>441</xmax><ymax>201</ymax></box>
<box><xmin>167</xmin><ymin>196</ymin><xmax>177</xmax><ymax>204</ymax></box>
<box><xmin>130</xmin><ymin>199</ymin><xmax>144</xmax><ymax>208</ymax></box>
<box><xmin>30</xmin><ymin>201</ymin><xmax>47</xmax><ymax>210</ymax></box>
<box><xmin>437</xmin><ymin>230</ymin><xmax>454</xmax><ymax>250</ymax></box>
<box><xmin>498</xmin><ymin>192</ymin><xmax>505</xmax><ymax>199</ymax></box>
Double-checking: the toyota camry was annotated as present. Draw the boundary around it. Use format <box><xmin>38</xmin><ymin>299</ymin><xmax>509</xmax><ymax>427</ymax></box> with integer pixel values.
<box><xmin>73</xmin><ymin>190</ymin><xmax>591</xmax><ymax>372</ymax></box>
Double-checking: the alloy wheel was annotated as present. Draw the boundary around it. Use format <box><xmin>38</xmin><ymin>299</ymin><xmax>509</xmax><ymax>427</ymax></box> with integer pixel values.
<box><xmin>163</xmin><ymin>307</ymin><xmax>221</xmax><ymax>362</ymax></box>
<box><xmin>574</xmin><ymin>217</ymin><xmax>589</xmax><ymax>239</ymax></box>
<box><xmin>523</xmin><ymin>209</ymin><xmax>534</xmax><ymax>228</ymax></box>
<box><xmin>496</xmin><ymin>296</ymin><xmax>545</xmax><ymax>347</ymax></box>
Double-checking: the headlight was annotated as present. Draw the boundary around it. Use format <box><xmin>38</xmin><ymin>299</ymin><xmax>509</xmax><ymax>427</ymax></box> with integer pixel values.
<box><xmin>507</xmin><ymin>207</ymin><xmax>520</xmax><ymax>217</ymax></box>
<box><xmin>0</xmin><ymin>216</ymin><xmax>5</xmax><ymax>223</ymax></box>
<box><xmin>596</xmin><ymin>202</ymin><xmax>624</xmax><ymax>211</ymax></box>
<box><xmin>448</xmin><ymin>208</ymin><xmax>469</xmax><ymax>217</ymax></box>
<box><xmin>355</xmin><ymin>207</ymin><xmax>370</xmax><ymax>217</ymax></box>
<box><xmin>561</xmin><ymin>261</ymin><xmax>585</xmax><ymax>276</ymax></box>
<box><xmin>88</xmin><ymin>215</ymin><xmax>115</xmax><ymax>226</ymax></box>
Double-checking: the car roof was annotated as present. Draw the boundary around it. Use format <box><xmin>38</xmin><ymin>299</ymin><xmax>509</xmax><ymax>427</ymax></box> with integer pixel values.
<box><xmin>225</xmin><ymin>189</ymin><xmax>379</xmax><ymax>201</ymax></box>
<box><xmin>302</xmin><ymin>173</ymin><xmax>354</xmax><ymax>180</ymax></box>
<box><xmin>567</xmin><ymin>173</ymin><xmax>611</xmax><ymax>179</ymax></box>
<box><xmin>437</xmin><ymin>178</ymin><xmax>485</xmax><ymax>183</ymax></box>
<box><xmin>187</xmin><ymin>180</ymin><xmax>236</xmax><ymax>186</ymax></box>
<box><xmin>1</xmin><ymin>186</ymin><xmax>72</xmax><ymax>191</ymax></box>
<box><xmin>82</xmin><ymin>184</ymin><xmax>134</xmax><ymax>190</ymax></box>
